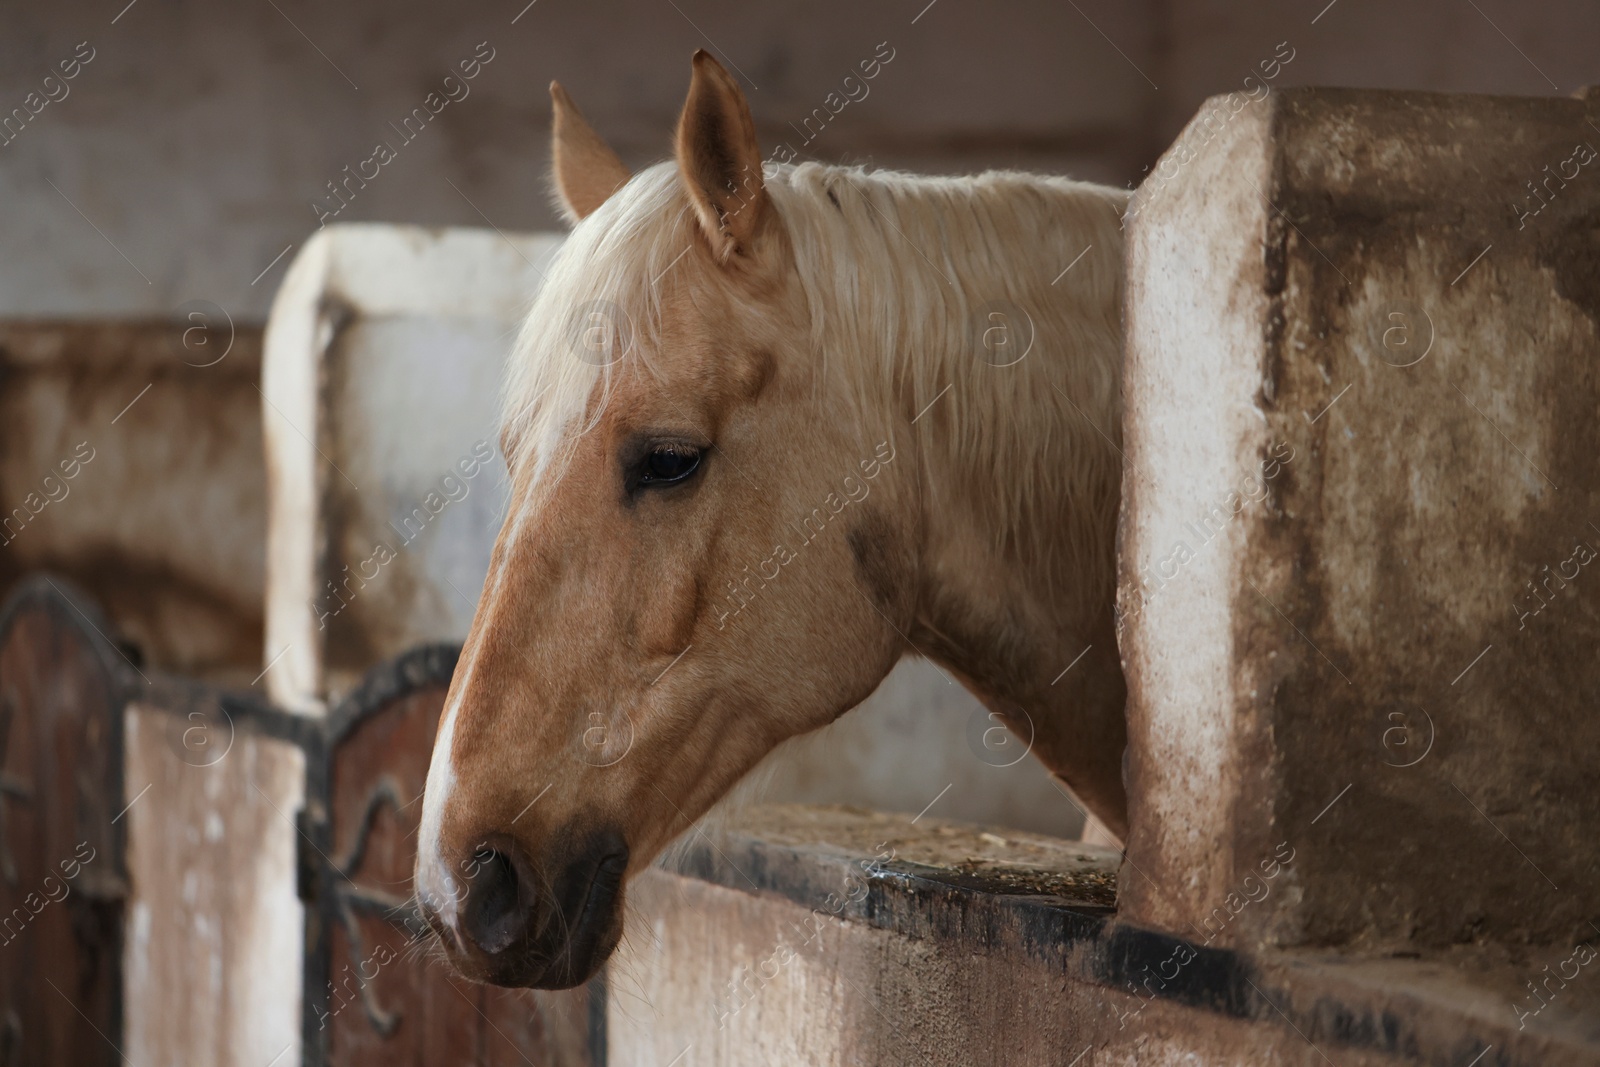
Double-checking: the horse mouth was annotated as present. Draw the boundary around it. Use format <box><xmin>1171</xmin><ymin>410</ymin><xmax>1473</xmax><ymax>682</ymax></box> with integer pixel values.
<box><xmin>466</xmin><ymin>843</ymin><xmax>627</xmax><ymax>990</ymax></box>
<box><xmin>527</xmin><ymin>848</ymin><xmax>628</xmax><ymax>989</ymax></box>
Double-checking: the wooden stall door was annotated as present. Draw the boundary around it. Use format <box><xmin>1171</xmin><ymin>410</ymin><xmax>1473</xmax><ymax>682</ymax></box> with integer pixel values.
<box><xmin>0</xmin><ymin>577</ymin><xmax>126</xmax><ymax>1067</ymax></box>
<box><xmin>305</xmin><ymin>645</ymin><xmax>599</xmax><ymax>1067</ymax></box>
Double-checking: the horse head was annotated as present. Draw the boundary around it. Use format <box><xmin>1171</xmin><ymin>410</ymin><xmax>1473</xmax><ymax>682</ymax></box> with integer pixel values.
<box><xmin>415</xmin><ymin>50</ymin><xmax>1129</xmax><ymax>989</ymax></box>
<box><xmin>415</xmin><ymin>52</ymin><xmax>916</xmax><ymax>988</ymax></box>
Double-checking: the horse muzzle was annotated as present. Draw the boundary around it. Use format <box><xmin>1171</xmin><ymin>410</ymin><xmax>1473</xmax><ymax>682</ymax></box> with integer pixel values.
<box><xmin>422</xmin><ymin>829</ymin><xmax>630</xmax><ymax>989</ymax></box>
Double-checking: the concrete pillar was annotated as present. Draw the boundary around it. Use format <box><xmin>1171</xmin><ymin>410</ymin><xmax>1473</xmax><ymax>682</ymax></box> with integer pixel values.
<box><xmin>261</xmin><ymin>224</ymin><xmax>556</xmax><ymax>711</ymax></box>
<box><xmin>1119</xmin><ymin>86</ymin><xmax>1600</xmax><ymax>952</ymax></box>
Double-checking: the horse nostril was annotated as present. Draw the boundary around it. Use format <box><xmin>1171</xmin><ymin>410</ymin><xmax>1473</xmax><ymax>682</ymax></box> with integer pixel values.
<box><xmin>461</xmin><ymin>847</ymin><xmax>530</xmax><ymax>957</ymax></box>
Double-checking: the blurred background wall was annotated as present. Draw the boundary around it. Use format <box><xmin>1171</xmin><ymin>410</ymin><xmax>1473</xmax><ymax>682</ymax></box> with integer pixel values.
<box><xmin>3</xmin><ymin>0</ymin><xmax>1595</xmax><ymax>322</ymax></box>
<box><xmin>1</xmin><ymin>0</ymin><xmax>1596</xmax><ymax>837</ymax></box>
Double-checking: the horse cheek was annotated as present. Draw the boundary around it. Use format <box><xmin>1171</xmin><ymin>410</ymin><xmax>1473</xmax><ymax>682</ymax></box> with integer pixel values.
<box><xmin>638</xmin><ymin>569</ymin><xmax>700</xmax><ymax>654</ymax></box>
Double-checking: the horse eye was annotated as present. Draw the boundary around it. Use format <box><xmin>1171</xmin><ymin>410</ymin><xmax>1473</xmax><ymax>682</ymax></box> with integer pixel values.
<box><xmin>638</xmin><ymin>445</ymin><xmax>702</xmax><ymax>487</ymax></box>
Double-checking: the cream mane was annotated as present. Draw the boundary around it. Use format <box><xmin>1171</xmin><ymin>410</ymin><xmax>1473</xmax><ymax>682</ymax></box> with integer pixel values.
<box><xmin>503</xmin><ymin>159</ymin><xmax>1129</xmax><ymax>592</ymax></box>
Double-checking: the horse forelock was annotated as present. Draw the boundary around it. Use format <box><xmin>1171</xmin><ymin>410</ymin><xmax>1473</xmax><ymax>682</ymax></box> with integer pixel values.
<box><xmin>500</xmin><ymin>162</ymin><xmax>693</xmax><ymax>483</ymax></box>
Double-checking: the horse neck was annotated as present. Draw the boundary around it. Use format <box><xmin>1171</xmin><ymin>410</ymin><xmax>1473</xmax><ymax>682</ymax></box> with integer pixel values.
<box><xmin>807</xmin><ymin>171</ymin><xmax>1128</xmax><ymax>689</ymax></box>
<box><xmin>782</xmin><ymin>164</ymin><xmax>1128</xmax><ymax>799</ymax></box>
<box><xmin>902</xmin><ymin>384</ymin><xmax>1129</xmax><ymax>826</ymax></box>
<box><xmin>821</xmin><ymin>172</ymin><xmax>1130</xmax><ymax>821</ymax></box>
<box><xmin>903</xmin><ymin>377</ymin><xmax>1125</xmax><ymax>699</ymax></box>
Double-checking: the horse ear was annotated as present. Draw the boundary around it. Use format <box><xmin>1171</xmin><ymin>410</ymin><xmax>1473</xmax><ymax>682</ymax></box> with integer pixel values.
<box><xmin>675</xmin><ymin>50</ymin><xmax>768</xmax><ymax>262</ymax></box>
<box><xmin>549</xmin><ymin>81</ymin><xmax>631</xmax><ymax>224</ymax></box>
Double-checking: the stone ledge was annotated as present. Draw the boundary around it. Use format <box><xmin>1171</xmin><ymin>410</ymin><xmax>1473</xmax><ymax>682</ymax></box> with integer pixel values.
<box><xmin>615</xmin><ymin>804</ymin><xmax>1600</xmax><ymax>1065</ymax></box>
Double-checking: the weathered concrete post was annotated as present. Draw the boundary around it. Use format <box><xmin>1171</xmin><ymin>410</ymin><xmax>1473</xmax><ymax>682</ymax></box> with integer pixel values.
<box><xmin>1119</xmin><ymin>87</ymin><xmax>1600</xmax><ymax>954</ymax></box>
<box><xmin>262</xmin><ymin>224</ymin><xmax>558</xmax><ymax>712</ymax></box>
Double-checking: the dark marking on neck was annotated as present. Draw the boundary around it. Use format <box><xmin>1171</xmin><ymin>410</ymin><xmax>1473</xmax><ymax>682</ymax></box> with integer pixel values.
<box><xmin>847</xmin><ymin>505</ymin><xmax>905</xmax><ymax>614</ymax></box>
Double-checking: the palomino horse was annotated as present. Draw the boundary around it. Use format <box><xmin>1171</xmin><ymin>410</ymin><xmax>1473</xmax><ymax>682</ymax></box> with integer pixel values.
<box><xmin>416</xmin><ymin>51</ymin><xmax>1129</xmax><ymax>989</ymax></box>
